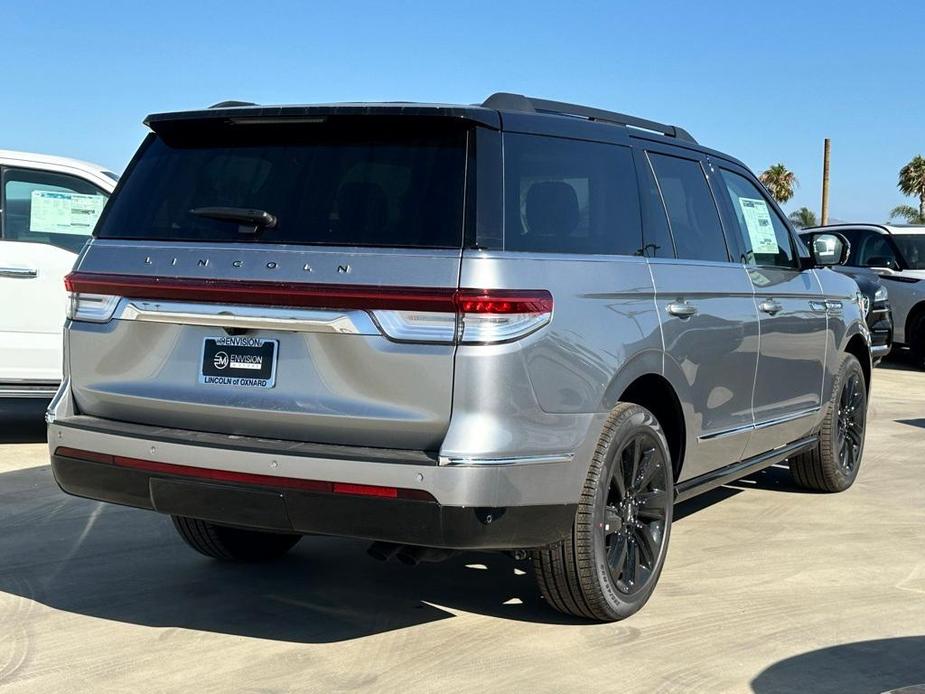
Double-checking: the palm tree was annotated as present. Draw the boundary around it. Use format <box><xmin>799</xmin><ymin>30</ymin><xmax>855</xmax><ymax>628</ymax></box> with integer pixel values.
<box><xmin>759</xmin><ymin>164</ymin><xmax>798</xmax><ymax>204</ymax></box>
<box><xmin>889</xmin><ymin>205</ymin><xmax>925</xmax><ymax>224</ymax></box>
<box><xmin>789</xmin><ymin>207</ymin><xmax>818</xmax><ymax>229</ymax></box>
<box><xmin>891</xmin><ymin>155</ymin><xmax>925</xmax><ymax>223</ymax></box>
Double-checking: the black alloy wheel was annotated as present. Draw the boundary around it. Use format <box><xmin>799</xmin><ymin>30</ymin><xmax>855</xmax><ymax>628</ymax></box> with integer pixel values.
<box><xmin>600</xmin><ymin>432</ymin><xmax>671</xmax><ymax>596</ymax></box>
<box><xmin>836</xmin><ymin>370</ymin><xmax>865</xmax><ymax>474</ymax></box>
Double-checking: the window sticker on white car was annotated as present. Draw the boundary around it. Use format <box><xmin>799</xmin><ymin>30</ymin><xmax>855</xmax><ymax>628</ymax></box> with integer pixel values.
<box><xmin>737</xmin><ymin>197</ymin><xmax>778</xmax><ymax>254</ymax></box>
<box><xmin>29</xmin><ymin>190</ymin><xmax>106</xmax><ymax>235</ymax></box>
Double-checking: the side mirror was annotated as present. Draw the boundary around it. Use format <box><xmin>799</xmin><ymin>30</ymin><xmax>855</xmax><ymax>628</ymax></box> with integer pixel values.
<box><xmin>808</xmin><ymin>233</ymin><xmax>849</xmax><ymax>267</ymax></box>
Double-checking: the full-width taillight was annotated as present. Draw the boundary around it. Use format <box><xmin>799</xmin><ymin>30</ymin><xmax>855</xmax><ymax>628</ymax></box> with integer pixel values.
<box><xmin>63</xmin><ymin>272</ymin><xmax>553</xmax><ymax>344</ymax></box>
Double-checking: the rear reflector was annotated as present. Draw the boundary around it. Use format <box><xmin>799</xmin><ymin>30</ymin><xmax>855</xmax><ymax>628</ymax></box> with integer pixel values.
<box><xmin>64</xmin><ymin>272</ymin><xmax>553</xmax><ymax>344</ymax></box>
<box><xmin>333</xmin><ymin>482</ymin><xmax>398</xmax><ymax>498</ymax></box>
<box><xmin>55</xmin><ymin>446</ymin><xmax>435</xmax><ymax>502</ymax></box>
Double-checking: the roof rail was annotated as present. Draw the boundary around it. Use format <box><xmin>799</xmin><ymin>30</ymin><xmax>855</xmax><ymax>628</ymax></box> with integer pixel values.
<box><xmin>208</xmin><ymin>100</ymin><xmax>258</xmax><ymax>109</ymax></box>
<box><xmin>481</xmin><ymin>92</ymin><xmax>697</xmax><ymax>144</ymax></box>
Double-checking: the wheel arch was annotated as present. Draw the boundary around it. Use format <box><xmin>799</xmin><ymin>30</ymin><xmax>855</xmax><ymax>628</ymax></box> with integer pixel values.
<box><xmin>617</xmin><ymin>373</ymin><xmax>686</xmax><ymax>481</ymax></box>
<box><xmin>844</xmin><ymin>332</ymin><xmax>872</xmax><ymax>392</ymax></box>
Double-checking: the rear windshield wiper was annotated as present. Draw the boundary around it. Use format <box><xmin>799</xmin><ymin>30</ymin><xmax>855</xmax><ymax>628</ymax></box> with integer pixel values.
<box><xmin>190</xmin><ymin>207</ymin><xmax>278</xmax><ymax>234</ymax></box>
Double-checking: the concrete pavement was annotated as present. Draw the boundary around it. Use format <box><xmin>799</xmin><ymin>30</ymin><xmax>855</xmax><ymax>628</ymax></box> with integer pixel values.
<box><xmin>1</xmin><ymin>363</ymin><xmax>924</xmax><ymax>693</ymax></box>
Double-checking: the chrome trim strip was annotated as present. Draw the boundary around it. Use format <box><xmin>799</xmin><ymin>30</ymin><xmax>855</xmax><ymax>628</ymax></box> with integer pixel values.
<box><xmin>0</xmin><ymin>266</ymin><xmax>38</xmax><ymax>279</ymax></box>
<box><xmin>699</xmin><ymin>407</ymin><xmax>820</xmax><ymax>441</ymax></box>
<box><xmin>698</xmin><ymin>421</ymin><xmax>754</xmax><ymax>441</ymax></box>
<box><xmin>0</xmin><ymin>385</ymin><xmax>59</xmax><ymax>398</ymax></box>
<box><xmin>116</xmin><ymin>300</ymin><xmax>377</xmax><ymax>334</ymax></box>
<box><xmin>753</xmin><ymin>407</ymin><xmax>820</xmax><ymax>431</ymax></box>
<box><xmin>439</xmin><ymin>453</ymin><xmax>574</xmax><ymax>467</ymax></box>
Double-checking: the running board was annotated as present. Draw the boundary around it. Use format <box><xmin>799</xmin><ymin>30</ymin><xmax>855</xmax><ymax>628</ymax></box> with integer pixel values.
<box><xmin>675</xmin><ymin>435</ymin><xmax>818</xmax><ymax>503</ymax></box>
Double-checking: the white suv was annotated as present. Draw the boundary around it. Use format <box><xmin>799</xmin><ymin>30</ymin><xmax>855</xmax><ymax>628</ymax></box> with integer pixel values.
<box><xmin>0</xmin><ymin>150</ymin><xmax>117</xmax><ymax>397</ymax></box>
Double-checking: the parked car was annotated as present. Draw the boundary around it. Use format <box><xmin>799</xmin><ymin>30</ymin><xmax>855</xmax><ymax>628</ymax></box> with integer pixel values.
<box><xmin>0</xmin><ymin>150</ymin><xmax>117</xmax><ymax>397</ymax></box>
<box><xmin>48</xmin><ymin>94</ymin><xmax>871</xmax><ymax>622</ymax></box>
<box><xmin>803</xmin><ymin>224</ymin><xmax>925</xmax><ymax>365</ymax></box>
<box><xmin>799</xmin><ymin>235</ymin><xmax>892</xmax><ymax>364</ymax></box>
<box><xmin>846</xmin><ymin>268</ymin><xmax>892</xmax><ymax>364</ymax></box>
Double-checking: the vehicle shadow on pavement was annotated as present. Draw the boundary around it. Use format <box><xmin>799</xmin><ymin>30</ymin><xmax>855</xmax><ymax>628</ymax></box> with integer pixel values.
<box><xmin>0</xmin><ymin>399</ymin><xmax>48</xmax><ymax>444</ymax></box>
<box><xmin>878</xmin><ymin>352</ymin><xmax>921</xmax><ymax>372</ymax></box>
<box><xmin>725</xmin><ymin>463</ymin><xmax>817</xmax><ymax>495</ymax></box>
<box><xmin>896</xmin><ymin>418</ymin><xmax>925</xmax><ymax>430</ymax></box>
<box><xmin>751</xmin><ymin>636</ymin><xmax>925</xmax><ymax>694</ymax></box>
<box><xmin>0</xmin><ymin>465</ymin><xmax>750</xmax><ymax>642</ymax></box>
<box><xmin>0</xmin><ymin>465</ymin><xmax>588</xmax><ymax>644</ymax></box>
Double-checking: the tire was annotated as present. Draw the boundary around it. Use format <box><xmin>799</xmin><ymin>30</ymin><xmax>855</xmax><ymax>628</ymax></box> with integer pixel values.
<box><xmin>533</xmin><ymin>403</ymin><xmax>674</xmax><ymax>622</ymax></box>
<box><xmin>172</xmin><ymin>516</ymin><xmax>301</xmax><ymax>561</ymax></box>
<box><xmin>789</xmin><ymin>354</ymin><xmax>867</xmax><ymax>492</ymax></box>
<box><xmin>909</xmin><ymin>314</ymin><xmax>925</xmax><ymax>369</ymax></box>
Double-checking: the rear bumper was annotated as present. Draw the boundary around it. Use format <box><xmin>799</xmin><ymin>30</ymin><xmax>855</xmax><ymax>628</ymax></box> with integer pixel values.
<box><xmin>47</xmin><ymin>416</ymin><xmax>580</xmax><ymax>550</ymax></box>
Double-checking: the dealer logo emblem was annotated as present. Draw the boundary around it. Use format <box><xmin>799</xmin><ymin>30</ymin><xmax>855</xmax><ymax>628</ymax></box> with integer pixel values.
<box><xmin>213</xmin><ymin>351</ymin><xmax>229</xmax><ymax>370</ymax></box>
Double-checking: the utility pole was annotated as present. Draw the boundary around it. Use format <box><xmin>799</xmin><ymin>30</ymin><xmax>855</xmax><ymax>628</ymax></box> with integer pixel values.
<box><xmin>821</xmin><ymin>138</ymin><xmax>831</xmax><ymax>226</ymax></box>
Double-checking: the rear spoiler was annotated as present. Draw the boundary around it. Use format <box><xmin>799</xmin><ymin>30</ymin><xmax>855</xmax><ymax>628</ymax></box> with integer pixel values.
<box><xmin>144</xmin><ymin>103</ymin><xmax>501</xmax><ymax>132</ymax></box>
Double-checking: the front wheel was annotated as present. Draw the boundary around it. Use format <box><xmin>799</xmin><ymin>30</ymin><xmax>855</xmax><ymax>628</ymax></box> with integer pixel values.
<box><xmin>789</xmin><ymin>353</ymin><xmax>867</xmax><ymax>492</ymax></box>
<box><xmin>533</xmin><ymin>403</ymin><xmax>674</xmax><ymax>621</ymax></box>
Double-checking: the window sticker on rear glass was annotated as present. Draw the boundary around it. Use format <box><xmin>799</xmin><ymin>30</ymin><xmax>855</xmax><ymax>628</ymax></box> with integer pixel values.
<box><xmin>737</xmin><ymin>197</ymin><xmax>778</xmax><ymax>254</ymax></box>
<box><xmin>29</xmin><ymin>190</ymin><xmax>106</xmax><ymax>235</ymax></box>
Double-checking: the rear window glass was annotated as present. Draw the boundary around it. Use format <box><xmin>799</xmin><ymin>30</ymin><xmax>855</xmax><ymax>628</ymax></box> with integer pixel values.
<box><xmin>96</xmin><ymin>120</ymin><xmax>467</xmax><ymax>248</ymax></box>
<box><xmin>502</xmin><ymin>134</ymin><xmax>641</xmax><ymax>255</ymax></box>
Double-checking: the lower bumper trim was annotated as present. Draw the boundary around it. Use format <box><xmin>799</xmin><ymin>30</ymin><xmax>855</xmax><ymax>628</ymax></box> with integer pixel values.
<box><xmin>51</xmin><ymin>453</ymin><xmax>576</xmax><ymax>550</ymax></box>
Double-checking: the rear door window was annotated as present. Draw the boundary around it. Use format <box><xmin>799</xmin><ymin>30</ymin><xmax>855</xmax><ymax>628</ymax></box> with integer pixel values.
<box><xmin>634</xmin><ymin>148</ymin><xmax>675</xmax><ymax>258</ymax></box>
<box><xmin>1</xmin><ymin>168</ymin><xmax>109</xmax><ymax>253</ymax></box>
<box><xmin>648</xmin><ymin>152</ymin><xmax>729</xmax><ymax>262</ymax></box>
<box><xmin>502</xmin><ymin>134</ymin><xmax>641</xmax><ymax>255</ymax></box>
<box><xmin>96</xmin><ymin>120</ymin><xmax>468</xmax><ymax>248</ymax></box>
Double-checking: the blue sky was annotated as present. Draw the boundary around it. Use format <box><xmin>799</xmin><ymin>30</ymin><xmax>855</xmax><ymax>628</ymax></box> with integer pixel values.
<box><xmin>4</xmin><ymin>0</ymin><xmax>922</xmax><ymax>222</ymax></box>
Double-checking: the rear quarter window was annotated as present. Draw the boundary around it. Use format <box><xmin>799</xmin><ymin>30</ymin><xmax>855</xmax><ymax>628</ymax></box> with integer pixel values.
<box><xmin>502</xmin><ymin>134</ymin><xmax>641</xmax><ymax>255</ymax></box>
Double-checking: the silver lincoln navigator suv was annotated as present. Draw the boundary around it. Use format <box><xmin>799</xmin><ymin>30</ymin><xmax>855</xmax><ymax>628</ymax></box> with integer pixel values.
<box><xmin>48</xmin><ymin>93</ymin><xmax>872</xmax><ymax>621</ymax></box>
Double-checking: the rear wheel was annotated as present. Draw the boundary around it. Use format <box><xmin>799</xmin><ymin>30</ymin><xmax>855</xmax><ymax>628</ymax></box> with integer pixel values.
<box><xmin>533</xmin><ymin>403</ymin><xmax>673</xmax><ymax>621</ymax></box>
<box><xmin>789</xmin><ymin>354</ymin><xmax>867</xmax><ymax>492</ymax></box>
<box><xmin>172</xmin><ymin>516</ymin><xmax>301</xmax><ymax>561</ymax></box>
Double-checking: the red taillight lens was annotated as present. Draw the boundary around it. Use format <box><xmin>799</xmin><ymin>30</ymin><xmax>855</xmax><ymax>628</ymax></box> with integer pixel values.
<box><xmin>455</xmin><ymin>290</ymin><xmax>554</xmax><ymax>315</ymax></box>
<box><xmin>454</xmin><ymin>289</ymin><xmax>553</xmax><ymax>344</ymax></box>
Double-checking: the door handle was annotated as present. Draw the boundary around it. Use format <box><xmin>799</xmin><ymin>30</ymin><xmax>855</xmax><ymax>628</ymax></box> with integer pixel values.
<box><xmin>759</xmin><ymin>299</ymin><xmax>783</xmax><ymax>315</ymax></box>
<box><xmin>666</xmin><ymin>301</ymin><xmax>698</xmax><ymax>318</ymax></box>
<box><xmin>809</xmin><ymin>300</ymin><xmax>828</xmax><ymax>313</ymax></box>
<box><xmin>0</xmin><ymin>266</ymin><xmax>38</xmax><ymax>279</ymax></box>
